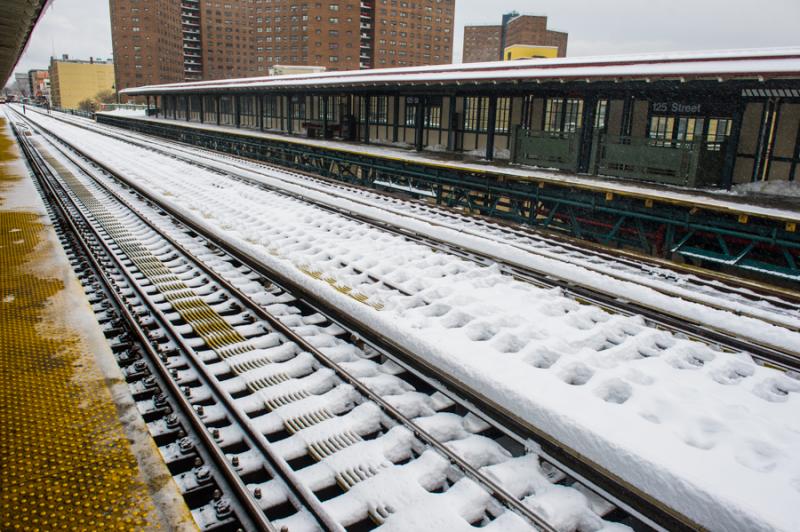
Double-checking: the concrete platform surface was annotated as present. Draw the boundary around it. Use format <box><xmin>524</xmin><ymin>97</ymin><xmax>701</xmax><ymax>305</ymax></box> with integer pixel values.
<box><xmin>0</xmin><ymin>116</ymin><xmax>196</xmax><ymax>531</ymax></box>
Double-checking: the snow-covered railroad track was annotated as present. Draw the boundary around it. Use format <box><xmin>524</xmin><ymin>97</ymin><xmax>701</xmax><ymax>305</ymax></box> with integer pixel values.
<box><xmin>39</xmin><ymin>109</ymin><xmax>800</xmax><ymax>334</ymax></box>
<box><xmin>14</xmin><ymin>107</ymin><xmax>800</xmax><ymax>532</ymax></box>
<box><xmin>30</xmin><ymin>108</ymin><xmax>800</xmax><ymax>370</ymax></box>
<box><xmin>13</xmin><ymin>115</ymin><xmax>662</xmax><ymax>530</ymax></box>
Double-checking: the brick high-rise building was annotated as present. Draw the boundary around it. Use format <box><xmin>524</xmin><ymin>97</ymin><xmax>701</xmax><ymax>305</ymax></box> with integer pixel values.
<box><xmin>463</xmin><ymin>13</ymin><xmax>567</xmax><ymax>64</ymax></box>
<box><xmin>110</xmin><ymin>0</ymin><xmax>185</xmax><ymax>92</ymax></box>
<box><xmin>371</xmin><ymin>0</ymin><xmax>455</xmax><ymax>68</ymax></box>
<box><xmin>110</xmin><ymin>0</ymin><xmax>455</xmax><ymax>92</ymax></box>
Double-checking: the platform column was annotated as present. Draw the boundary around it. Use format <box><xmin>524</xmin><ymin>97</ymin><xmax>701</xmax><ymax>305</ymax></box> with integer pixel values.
<box><xmin>363</xmin><ymin>95</ymin><xmax>371</xmax><ymax>144</ymax></box>
<box><xmin>485</xmin><ymin>95</ymin><xmax>498</xmax><ymax>161</ymax></box>
<box><xmin>447</xmin><ymin>95</ymin><xmax>457</xmax><ymax>151</ymax></box>
<box><xmin>322</xmin><ymin>95</ymin><xmax>329</xmax><ymax>138</ymax></box>
<box><xmin>414</xmin><ymin>97</ymin><xmax>425</xmax><ymax>151</ymax></box>
<box><xmin>185</xmin><ymin>96</ymin><xmax>190</xmax><ymax>122</ymax></box>
<box><xmin>721</xmin><ymin>101</ymin><xmax>745</xmax><ymax>189</ymax></box>
<box><xmin>578</xmin><ymin>94</ymin><xmax>598</xmax><ymax>173</ymax></box>
<box><xmin>287</xmin><ymin>95</ymin><xmax>293</xmax><ymax>135</ymax></box>
<box><xmin>258</xmin><ymin>95</ymin><xmax>264</xmax><ymax>131</ymax></box>
<box><xmin>753</xmin><ymin>98</ymin><xmax>779</xmax><ymax>182</ymax></box>
<box><xmin>234</xmin><ymin>95</ymin><xmax>241</xmax><ymax>128</ymax></box>
<box><xmin>199</xmin><ymin>95</ymin><xmax>204</xmax><ymax>124</ymax></box>
<box><xmin>392</xmin><ymin>96</ymin><xmax>400</xmax><ymax>143</ymax></box>
<box><xmin>216</xmin><ymin>95</ymin><xmax>221</xmax><ymax>125</ymax></box>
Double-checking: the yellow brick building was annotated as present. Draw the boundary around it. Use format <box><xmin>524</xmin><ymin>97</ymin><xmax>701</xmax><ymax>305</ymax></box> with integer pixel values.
<box><xmin>49</xmin><ymin>57</ymin><xmax>115</xmax><ymax>109</ymax></box>
<box><xmin>504</xmin><ymin>44</ymin><xmax>560</xmax><ymax>61</ymax></box>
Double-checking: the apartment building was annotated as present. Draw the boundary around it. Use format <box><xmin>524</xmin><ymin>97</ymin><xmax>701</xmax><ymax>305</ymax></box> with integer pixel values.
<box><xmin>49</xmin><ymin>57</ymin><xmax>115</xmax><ymax>109</ymax></box>
<box><xmin>463</xmin><ymin>13</ymin><xmax>567</xmax><ymax>63</ymax></box>
<box><xmin>110</xmin><ymin>0</ymin><xmax>185</xmax><ymax>92</ymax></box>
<box><xmin>111</xmin><ymin>0</ymin><xmax>455</xmax><ymax>91</ymax></box>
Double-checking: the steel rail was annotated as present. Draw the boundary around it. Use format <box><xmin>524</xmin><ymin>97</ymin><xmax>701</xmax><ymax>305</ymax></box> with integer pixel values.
<box><xmin>13</xmin><ymin>121</ymin><xmax>340</xmax><ymax>532</ymax></box>
<box><xmin>15</xmin><ymin>107</ymin><xmax>699</xmax><ymax>531</ymax></box>
<box><xmin>18</xmin><ymin>107</ymin><xmax>570</xmax><ymax>532</ymax></box>
<box><xmin>11</xmin><ymin>120</ymin><xmax>278</xmax><ymax>532</ymax></box>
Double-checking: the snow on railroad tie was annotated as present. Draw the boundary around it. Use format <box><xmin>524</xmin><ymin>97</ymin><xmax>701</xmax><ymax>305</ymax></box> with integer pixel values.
<box><xmin>23</xmin><ymin>109</ymin><xmax>800</xmax><ymax>532</ymax></box>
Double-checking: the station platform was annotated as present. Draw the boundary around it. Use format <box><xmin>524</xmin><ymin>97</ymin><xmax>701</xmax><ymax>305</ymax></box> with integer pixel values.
<box><xmin>99</xmin><ymin>113</ymin><xmax>800</xmax><ymax>222</ymax></box>
<box><xmin>0</xmin><ymin>116</ymin><xmax>195</xmax><ymax>530</ymax></box>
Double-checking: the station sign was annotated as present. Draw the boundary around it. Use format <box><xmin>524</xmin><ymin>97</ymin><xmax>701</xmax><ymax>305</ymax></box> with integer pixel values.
<box><xmin>651</xmin><ymin>101</ymin><xmax>703</xmax><ymax>114</ymax></box>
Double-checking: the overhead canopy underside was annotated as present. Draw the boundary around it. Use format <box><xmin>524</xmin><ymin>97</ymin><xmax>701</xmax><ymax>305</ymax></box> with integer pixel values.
<box><xmin>0</xmin><ymin>0</ymin><xmax>50</xmax><ymax>87</ymax></box>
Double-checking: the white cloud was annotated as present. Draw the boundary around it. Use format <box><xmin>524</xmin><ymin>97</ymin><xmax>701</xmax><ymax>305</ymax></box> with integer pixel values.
<box><xmin>8</xmin><ymin>0</ymin><xmax>112</xmax><ymax>85</ymax></box>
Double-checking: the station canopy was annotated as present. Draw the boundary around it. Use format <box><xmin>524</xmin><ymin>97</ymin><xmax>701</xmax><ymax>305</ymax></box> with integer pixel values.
<box><xmin>1</xmin><ymin>0</ymin><xmax>51</xmax><ymax>87</ymax></box>
<box><xmin>123</xmin><ymin>47</ymin><xmax>800</xmax><ymax>96</ymax></box>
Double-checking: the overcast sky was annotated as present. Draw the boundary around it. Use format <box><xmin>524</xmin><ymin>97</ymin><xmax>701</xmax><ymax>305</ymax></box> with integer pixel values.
<box><xmin>8</xmin><ymin>0</ymin><xmax>800</xmax><ymax>85</ymax></box>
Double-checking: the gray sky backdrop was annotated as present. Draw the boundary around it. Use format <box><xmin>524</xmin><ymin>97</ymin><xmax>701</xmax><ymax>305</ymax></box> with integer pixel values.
<box><xmin>8</xmin><ymin>0</ymin><xmax>800</xmax><ymax>85</ymax></box>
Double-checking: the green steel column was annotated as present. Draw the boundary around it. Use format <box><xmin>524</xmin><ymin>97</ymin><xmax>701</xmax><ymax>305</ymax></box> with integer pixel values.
<box><xmin>721</xmin><ymin>100</ymin><xmax>745</xmax><ymax>189</ymax></box>
<box><xmin>322</xmin><ymin>95</ymin><xmax>329</xmax><ymax>138</ymax></box>
<box><xmin>287</xmin><ymin>95</ymin><xmax>293</xmax><ymax>135</ymax></box>
<box><xmin>414</xmin><ymin>97</ymin><xmax>425</xmax><ymax>151</ymax></box>
<box><xmin>578</xmin><ymin>94</ymin><xmax>598</xmax><ymax>173</ymax></box>
<box><xmin>392</xmin><ymin>95</ymin><xmax>400</xmax><ymax>143</ymax></box>
<box><xmin>447</xmin><ymin>95</ymin><xmax>457</xmax><ymax>151</ymax></box>
<box><xmin>485</xmin><ymin>95</ymin><xmax>498</xmax><ymax>161</ymax></box>
<box><xmin>234</xmin><ymin>95</ymin><xmax>241</xmax><ymax>128</ymax></box>
<box><xmin>363</xmin><ymin>95</ymin><xmax>371</xmax><ymax>144</ymax></box>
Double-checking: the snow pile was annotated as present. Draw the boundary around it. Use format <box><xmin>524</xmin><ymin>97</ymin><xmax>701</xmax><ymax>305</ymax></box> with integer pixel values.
<box><xmin>98</xmin><ymin>109</ymin><xmax>148</xmax><ymax>117</ymax></box>
<box><xmin>732</xmin><ymin>179</ymin><xmax>800</xmax><ymax>199</ymax></box>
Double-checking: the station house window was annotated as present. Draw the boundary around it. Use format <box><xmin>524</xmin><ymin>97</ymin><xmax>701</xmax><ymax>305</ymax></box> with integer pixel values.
<box><xmin>175</xmin><ymin>95</ymin><xmax>187</xmax><ymax>120</ymax></box>
<box><xmin>405</xmin><ymin>98</ymin><xmax>419</xmax><ymax>126</ymax></box>
<box><xmin>706</xmin><ymin>118</ymin><xmax>732</xmax><ymax>151</ymax></box>
<box><xmin>594</xmin><ymin>99</ymin><xmax>608</xmax><ymax>130</ymax></box>
<box><xmin>425</xmin><ymin>97</ymin><xmax>442</xmax><ymax>128</ymax></box>
<box><xmin>203</xmin><ymin>95</ymin><xmax>217</xmax><ymax>123</ymax></box>
<box><xmin>189</xmin><ymin>95</ymin><xmax>202</xmax><ymax>122</ymax></box>
<box><xmin>219</xmin><ymin>95</ymin><xmax>235</xmax><ymax>126</ymax></box>
<box><xmin>544</xmin><ymin>98</ymin><xmax>583</xmax><ymax>134</ymax></box>
<box><xmin>240</xmin><ymin>95</ymin><xmax>258</xmax><ymax>129</ymax></box>
<box><xmin>291</xmin><ymin>97</ymin><xmax>306</xmax><ymax>120</ymax></box>
<box><xmin>368</xmin><ymin>96</ymin><xmax>388</xmax><ymax>124</ymax></box>
<box><xmin>264</xmin><ymin>95</ymin><xmax>280</xmax><ymax>119</ymax></box>
<box><xmin>464</xmin><ymin>97</ymin><xmax>511</xmax><ymax>133</ymax></box>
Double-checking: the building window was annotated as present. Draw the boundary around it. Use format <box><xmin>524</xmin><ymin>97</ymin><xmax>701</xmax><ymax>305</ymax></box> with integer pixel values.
<box><xmin>706</xmin><ymin>118</ymin><xmax>732</xmax><ymax>151</ymax></box>
<box><xmin>594</xmin><ymin>99</ymin><xmax>608</xmax><ymax>130</ymax></box>
<box><xmin>463</xmin><ymin>97</ymin><xmax>485</xmax><ymax>132</ymax></box>
<box><xmin>264</xmin><ymin>95</ymin><xmax>280</xmax><ymax>118</ymax></box>
<box><xmin>240</xmin><ymin>95</ymin><xmax>258</xmax><ymax>129</ymax></box>
<box><xmin>369</xmin><ymin>96</ymin><xmax>388</xmax><ymax>124</ymax></box>
<box><xmin>495</xmin><ymin>97</ymin><xmax>510</xmax><ymax>133</ymax></box>
<box><xmin>544</xmin><ymin>98</ymin><xmax>583</xmax><ymax>134</ymax></box>
<box><xmin>405</xmin><ymin>98</ymin><xmax>419</xmax><ymax>126</ymax></box>
<box><xmin>425</xmin><ymin>96</ymin><xmax>442</xmax><ymax>128</ymax></box>
<box><xmin>291</xmin><ymin>97</ymin><xmax>306</xmax><ymax>119</ymax></box>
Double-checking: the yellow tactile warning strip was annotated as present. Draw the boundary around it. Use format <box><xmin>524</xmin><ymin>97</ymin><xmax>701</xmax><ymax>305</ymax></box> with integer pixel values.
<box><xmin>0</xmin><ymin>117</ymin><xmax>196</xmax><ymax>530</ymax></box>
<box><xmin>39</xmin><ymin>151</ymin><xmax>249</xmax><ymax>354</ymax></box>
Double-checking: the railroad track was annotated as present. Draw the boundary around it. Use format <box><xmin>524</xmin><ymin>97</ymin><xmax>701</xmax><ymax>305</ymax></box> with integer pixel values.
<box><xmin>49</xmin><ymin>110</ymin><xmax>800</xmax><ymax>329</ymax></box>
<box><xmin>27</xmin><ymin>108</ymin><xmax>800</xmax><ymax>371</ymax></box>
<box><xmin>11</xmin><ymin>112</ymin><xmax>690</xmax><ymax>530</ymax></box>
